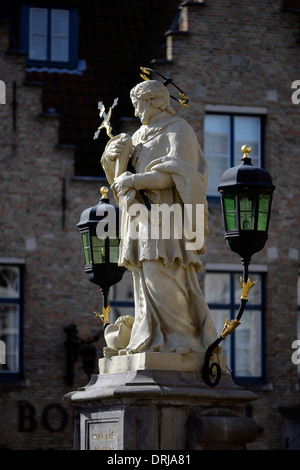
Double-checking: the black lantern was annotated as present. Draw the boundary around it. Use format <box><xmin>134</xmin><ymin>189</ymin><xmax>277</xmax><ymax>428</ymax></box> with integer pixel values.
<box><xmin>202</xmin><ymin>145</ymin><xmax>275</xmax><ymax>387</ymax></box>
<box><xmin>77</xmin><ymin>186</ymin><xmax>126</xmax><ymax>325</ymax></box>
<box><xmin>218</xmin><ymin>145</ymin><xmax>275</xmax><ymax>266</ymax></box>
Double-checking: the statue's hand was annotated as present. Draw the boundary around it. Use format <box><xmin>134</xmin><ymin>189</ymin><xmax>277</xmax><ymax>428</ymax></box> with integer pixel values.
<box><xmin>106</xmin><ymin>133</ymin><xmax>131</xmax><ymax>161</ymax></box>
<box><xmin>111</xmin><ymin>172</ymin><xmax>134</xmax><ymax>196</ymax></box>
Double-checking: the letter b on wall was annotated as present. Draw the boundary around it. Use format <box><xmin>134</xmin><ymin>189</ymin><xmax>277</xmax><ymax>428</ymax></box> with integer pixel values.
<box><xmin>18</xmin><ymin>401</ymin><xmax>69</xmax><ymax>432</ymax></box>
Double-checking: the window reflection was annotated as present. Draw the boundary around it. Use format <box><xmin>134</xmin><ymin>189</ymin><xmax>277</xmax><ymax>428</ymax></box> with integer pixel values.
<box><xmin>204</xmin><ymin>270</ymin><xmax>263</xmax><ymax>379</ymax></box>
<box><xmin>0</xmin><ymin>305</ymin><xmax>19</xmax><ymax>372</ymax></box>
<box><xmin>204</xmin><ymin>114</ymin><xmax>262</xmax><ymax>196</ymax></box>
<box><xmin>204</xmin><ymin>272</ymin><xmax>230</xmax><ymax>304</ymax></box>
<box><xmin>234</xmin><ymin>116</ymin><xmax>260</xmax><ymax>166</ymax></box>
<box><xmin>0</xmin><ymin>266</ymin><xmax>21</xmax><ymax>375</ymax></box>
<box><xmin>0</xmin><ymin>267</ymin><xmax>19</xmax><ymax>298</ymax></box>
<box><xmin>204</xmin><ymin>115</ymin><xmax>230</xmax><ymax>195</ymax></box>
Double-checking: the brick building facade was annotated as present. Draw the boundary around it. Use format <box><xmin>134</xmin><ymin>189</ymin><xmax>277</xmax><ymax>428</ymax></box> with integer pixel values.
<box><xmin>0</xmin><ymin>0</ymin><xmax>300</xmax><ymax>450</ymax></box>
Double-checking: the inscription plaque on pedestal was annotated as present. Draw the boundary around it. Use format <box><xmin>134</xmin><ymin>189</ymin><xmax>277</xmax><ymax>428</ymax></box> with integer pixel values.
<box><xmin>83</xmin><ymin>410</ymin><xmax>123</xmax><ymax>450</ymax></box>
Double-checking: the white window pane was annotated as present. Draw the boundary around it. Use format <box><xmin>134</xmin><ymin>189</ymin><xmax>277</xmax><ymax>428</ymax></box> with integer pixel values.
<box><xmin>51</xmin><ymin>37</ymin><xmax>69</xmax><ymax>62</ymax></box>
<box><xmin>204</xmin><ymin>115</ymin><xmax>230</xmax><ymax>155</ymax></box>
<box><xmin>234</xmin><ymin>309</ymin><xmax>262</xmax><ymax>377</ymax></box>
<box><xmin>234</xmin><ymin>116</ymin><xmax>261</xmax><ymax>166</ymax></box>
<box><xmin>204</xmin><ymin>272</ymin><xmax>230</xmax><ymax>304</ymax></box>
<box><xmin>29</xmin><ymin>8</ymin><xmax>47</xmax><ymax>60</ymax></box>
<box><xmin>0</xmin><ymin>266</ymin><xmax>19</xmax><ymax>298</ymax></box>
<box><xmin>0</xmin><ymin>304</ymin><xmax>19</xmax><ymax>373</ymax></box>
<box><xmin>298</xmin><ymin>276</ymin><xmax>300</xmax><ymax>377</ymax></box>
<box><xmin>30</xmin><ymin>8</ymin><xmax>47</xmax><ymax>34</ymax></box>
<box><xmin>51</xmin><ymin>10</ymin><xmax>69</xmax><ymax>35</ymax></box>
<box><xmin>204</xmin><ymin>115</ymin><xmax>230</xmax><ymax>195</ymax></box>
<box><xmin>207</xmin><ymin>155</ymin><xmax>229</xmax><ymax>195</ymax></box>
<box><xmin>298</xmin><ymin>309</ymin><xmax>300</xmax><ymax>378</ymax></box>
<box><xmin>51</xmin><ymin>10</ymin><xmax>69</xmax><ymax>62</ymax></box>
<box><xmin>29</xmin><ymin>36</ymin><xmax>47</xmax><ymax>60</ymax></box>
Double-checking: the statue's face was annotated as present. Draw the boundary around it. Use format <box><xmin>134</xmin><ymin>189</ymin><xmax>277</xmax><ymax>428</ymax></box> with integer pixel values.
<box><xmin>132</xmin><ymin>97</ymin><xmax>159</xmax><ymax>125</ymax></box>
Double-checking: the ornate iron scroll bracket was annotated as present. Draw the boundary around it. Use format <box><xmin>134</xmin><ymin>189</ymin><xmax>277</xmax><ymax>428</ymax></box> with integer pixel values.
<box><xmin>94</xmin><ymin>305</ymin><xmax>111</xmax><ymax>329</ymax></box>
<box><xmin>202</xmin><ymin>259</ymin><xmax>257</xmax><ymax>387</ymax></box>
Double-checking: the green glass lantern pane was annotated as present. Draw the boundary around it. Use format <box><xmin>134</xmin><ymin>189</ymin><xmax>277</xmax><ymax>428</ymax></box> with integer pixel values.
<box><xmin>81</xmin><ymin>232</ymin><xmax>89</xmax><ymax>248</ymax></box>
<box><xmin>83</xmin><ymin>249</ymin><xmax>91</xmax><ymax>265</ymax></box>
<box><xmin>109</xmin><ymin>238</ymin><xmax>119</xmax><ymax>263</ymax></box>
<box><xmin>240</xmin><ymin>193</ymin><xmax>256</xmax><ymax>211</ymax></box>
<box><xmin>92</xmin><ymin>236</ymin><xmax>106</xmax><ymax>263</ymax></box>
<box><xmin>81</xmin><ymin>233</ymin><xmax>91</xmax><ymax>264</ymax></box>
<box><xmin>257</xmin><ymin>194</ymin><xmax>270</xmax><ymax>231</ymax></box>
<box><xmin>109</xmin><ymin>247</ymin><xmax>119</xmax><ymax>263</ymax></box>
<box><xmin>223</xmin><ymin>195</ymin><xmax>237</xmax><ymax>231</ymax></box>
<box><xmin>257</xmin><ymin>213</ymin><xmax>268</xmax><ymax>231</ymax></box>
<box><xmin>224</xmin><ymin>195</ymin><xmax>236</xmax><ymax>212</ymax></box>
<box><xmin>259</xmin><ymin>194</ymin><xmax>270</xmax><ymax>212</ymax></box>
<box><xmin>226</xmin><ymin>213</ymin><xmax>237</xmax><ymax>231</ymax></box>
<box><xmin>240</xmin><ymin>211</ymin><xmax>255</xmax><ymax>230</ymax></box>
<box><xmin>93</xmin><ymin>246</ymin><xmax>105</xmax><ymax>263</ymax></box>
<box><xmin>240</xmin><ymin>194</ymin><xmax>256</xmax><ymax>230</ymax></box>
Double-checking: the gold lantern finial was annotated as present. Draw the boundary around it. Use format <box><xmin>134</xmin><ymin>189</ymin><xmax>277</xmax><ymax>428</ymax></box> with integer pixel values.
<box><xmin>100</xmin><ymin>186</ymin><xmax>109</xmax><ymax>199</ymax></box>
<box><xmin>241</xmin><ymin>145</ymin><xmax>251</xmax><ymax>159</ymax></box>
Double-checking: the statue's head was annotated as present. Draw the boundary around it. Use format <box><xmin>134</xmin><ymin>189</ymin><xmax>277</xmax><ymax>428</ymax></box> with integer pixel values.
<box><xmin>130</xmin><ymin>80</ymin><xmax>175</xmax><ymax>121</ymax></box>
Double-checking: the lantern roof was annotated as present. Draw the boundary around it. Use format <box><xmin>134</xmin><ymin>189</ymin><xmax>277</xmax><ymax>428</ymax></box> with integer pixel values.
<box><xmin>77</xmin><ymin>187</ymin><xmax>119</xmax><ymax>228</ymax></box>
<box><xmin>218</xmin><ymin>145</ymin><xmax>275</xmax><ymax>192</ymax></box>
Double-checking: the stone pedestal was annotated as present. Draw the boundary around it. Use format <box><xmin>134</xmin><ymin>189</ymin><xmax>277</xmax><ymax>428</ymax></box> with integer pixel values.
<box><xmin>64</xmin><ymin>352</ymin><xmax>257</xmax><ymax>450</ymax></box>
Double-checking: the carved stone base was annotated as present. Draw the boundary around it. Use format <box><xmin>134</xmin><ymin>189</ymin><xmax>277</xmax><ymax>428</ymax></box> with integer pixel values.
<box><xmin>64</xmin><ymin>353</ymin><xmax>257</xmax><ymax>450</ymax></box>
<box><xmin>98</xmin><ymin>351</ymin><xmax>227</xmax><ymax>375</ymax></box>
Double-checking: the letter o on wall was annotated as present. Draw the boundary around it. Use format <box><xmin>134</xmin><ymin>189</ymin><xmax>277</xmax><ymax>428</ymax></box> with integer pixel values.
<box><xmin>41</xmin><ymin>404</ymin><xmax>69</xmax><ymax>432</ymax></box>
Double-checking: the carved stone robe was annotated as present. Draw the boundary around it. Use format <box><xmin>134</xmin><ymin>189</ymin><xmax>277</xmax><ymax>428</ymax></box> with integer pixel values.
<box><xmin>101</xmin><ymin>114</ymin><xmax>217</xmax><ymax>354</ymax></box>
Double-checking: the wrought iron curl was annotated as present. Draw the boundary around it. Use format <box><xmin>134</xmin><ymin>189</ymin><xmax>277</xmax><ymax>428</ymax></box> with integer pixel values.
<box><xmin>202</xmin><ymin>259</ymin><xmax>257</xmax><ymax>387</ymax></box>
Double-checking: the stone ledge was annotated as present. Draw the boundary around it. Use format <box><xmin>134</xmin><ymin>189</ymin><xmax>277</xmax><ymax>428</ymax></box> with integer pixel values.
<box><xmin>99</xmin><ymin>351</ymin><xmax>227</xmax><ymax>375</ymax></box>
<box><xmin>65</xmin><ymin>353</ymin><xmax>257</xmax><ymax>409</ymax></box>
<box><xmin>64</xmin><ymin>367</ymin><xmax>257</xmax><ymax>410</ymax></box>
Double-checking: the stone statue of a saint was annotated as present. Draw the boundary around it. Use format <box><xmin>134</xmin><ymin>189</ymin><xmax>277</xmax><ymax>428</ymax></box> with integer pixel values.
<box><xmin>101</xmin><ymin>80</ymin><xmax>217</xmax><ymax>356</ymax></box>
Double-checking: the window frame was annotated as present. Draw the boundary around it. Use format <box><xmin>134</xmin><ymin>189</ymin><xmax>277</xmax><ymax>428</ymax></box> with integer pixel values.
<box><xmin>204</xmin><ymin>111</ymin><xmax>265</xmax><ymax>200</ymax></box>
<box><xmin>0</xmin><ymin>263</ymin><xmax>25</xmax><ymax>383</ymax></box>
<box><xmin>204</xmin><ymin>266</ymin><xmax>266</xmax><ymax>384</ymax></box>
<box><xmin>21</xmin><ymin>4</ymin><xmax>78</xmax><ymax>69</ymax></box>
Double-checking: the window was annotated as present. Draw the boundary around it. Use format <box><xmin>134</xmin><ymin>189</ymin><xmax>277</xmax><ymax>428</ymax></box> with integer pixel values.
<box><xmin>204</xmin><ymin>269</ymin><xmax>265</xmax><ymax>382</ymax></box>
<box><xmin>297</xmin><ymin>275</ymin><xmax>300</xmax><ymax>377</ymax></box>
<box><xmin>204</xmin><ymin>113</ymin><xmax>263</xmax><ymax>197</ymax></box>
<box><xmin>0</xmin><ymin>265</ymin><xmax>24</xmax><ymax>380</ymax></box>
<box><xmin>22</xmin><ymin>5</ymin><xmax>78</xmax><ymax>68</ymax></box>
